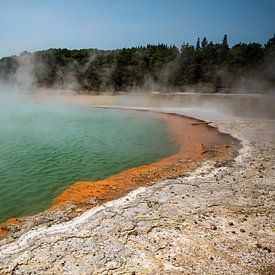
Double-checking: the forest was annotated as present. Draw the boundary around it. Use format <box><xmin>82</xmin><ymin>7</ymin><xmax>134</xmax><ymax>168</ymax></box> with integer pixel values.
<box><xmin>0</xmin><ymin>34</ymin><xmax>274</xmax><ymax>93</ymax></box>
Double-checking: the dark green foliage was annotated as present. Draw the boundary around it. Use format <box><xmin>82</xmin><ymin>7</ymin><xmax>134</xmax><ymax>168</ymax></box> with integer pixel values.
<box><xmin>265</xmin><ymin>34</ymin><xmax>275</xmax><ymax>49</ymax></box>
<box><xmin>0</xmin><ymin>35</ymin><xmax>274</xmax><ymax>92</ymax></box>
<box><xmin>226</xmin><ymin>43</ymin><xmax>264</xmax><ymax>69</ymax></box>
<box><xmin>201</xmin><ymin>37</ymin><xmax>208</xmax><ymax>48</ymax></box>
<box><xmin>222</xmin><ymin>34</ymin><xmax>229</xmax><ymax>48</ymax></box>
<box><xmin>196</xmin><ymin>38</ymin><xmax>201</xmax><ymax>50</ymax></box>
<box><xmin>0</xmin><ymin>56</ymin><xmax>17</xmax><ymax>82</ymax></box>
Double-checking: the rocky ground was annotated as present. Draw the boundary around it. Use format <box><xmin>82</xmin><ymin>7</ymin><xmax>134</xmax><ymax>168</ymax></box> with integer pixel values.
<box><xmin>0</xmin><ymin>107</ymin><xmax>274</xmax><ymax>274</ymax></box>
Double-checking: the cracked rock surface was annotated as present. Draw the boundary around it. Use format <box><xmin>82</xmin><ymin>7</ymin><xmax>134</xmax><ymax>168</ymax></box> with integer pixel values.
<box><xmin>0</xmin><ymin>108</ymin><xmax>274</xmax><ymax>274</ymax></box>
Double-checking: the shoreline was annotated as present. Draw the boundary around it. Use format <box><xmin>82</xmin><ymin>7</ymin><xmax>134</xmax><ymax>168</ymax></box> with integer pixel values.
<box><xmin>0</xmin><ymin>106</ymin><xmax>236</xmax><ymax>238</ymax></box>
<box><xmin>0</xmin><ymin>100</ymin><xmax>274</xmax><ymax>274</ymax></box>
<box><xmin>52</xmin><ymin>108</ymin><xmax>236</xmax><ymax>209</ymax></box>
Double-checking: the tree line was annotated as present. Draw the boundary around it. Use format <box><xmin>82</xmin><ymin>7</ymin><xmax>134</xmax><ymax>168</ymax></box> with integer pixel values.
<box><xmin>0</xmin><ymin>34</ymin><xmax>274</xmax><ymax>93</ymax></box>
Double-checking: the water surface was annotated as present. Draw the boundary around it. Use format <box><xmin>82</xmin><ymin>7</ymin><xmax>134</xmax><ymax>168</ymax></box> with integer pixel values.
<box><xmin>0</xmin><ymin>94</ymin><xmax>178</xmax><ymax>222</ymax></box>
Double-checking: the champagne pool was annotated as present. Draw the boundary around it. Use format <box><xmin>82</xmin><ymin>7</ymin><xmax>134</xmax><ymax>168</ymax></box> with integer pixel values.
<box><xmin>0</xmin><ymin>94</ymin><xmax>178</xmax><ymax>223</ymax></box>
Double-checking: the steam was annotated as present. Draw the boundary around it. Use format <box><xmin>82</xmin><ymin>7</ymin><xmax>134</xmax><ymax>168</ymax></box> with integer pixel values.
<box><xmin>51</xmin><ymin>92</ymin><xmax>274</xmax><ymax>120</ymax></box>
<box><xmin>1</xmin><ymin>45</ymin><xmax>274</xmax><ymax>95</ymax></box>
<box><xmin>0</xmin><ymin>42</ymin><xmax>274</xmax><ymax>122</ymax></box>
<box><xmin>13</xmin><ymin>52</ymin><xmax>36</xmax><ymax>90</ymax></box>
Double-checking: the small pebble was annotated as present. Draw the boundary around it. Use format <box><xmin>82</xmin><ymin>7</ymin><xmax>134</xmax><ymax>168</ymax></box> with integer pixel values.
<box><xmin>256</xmin><ymin>243</ymin><xmax>262</xmax><ymax>248</ymax></box>
<box><xmin>263</xmin><ymin>247</ymin><xmax>271</xmax><ymax>253</ymax></box>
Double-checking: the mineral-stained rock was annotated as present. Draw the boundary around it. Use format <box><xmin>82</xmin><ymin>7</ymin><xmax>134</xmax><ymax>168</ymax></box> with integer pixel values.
<box><xmin>0</xmin><ymin>108</ymin><xmax>274</xmax><ymax>274</ymax></box>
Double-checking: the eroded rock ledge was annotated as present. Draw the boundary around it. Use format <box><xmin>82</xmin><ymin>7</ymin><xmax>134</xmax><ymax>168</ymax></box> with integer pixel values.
<box><xmin>0</xmin><ymin>108</ymin><xmax>274</xmax><ymax>274</ymax></box>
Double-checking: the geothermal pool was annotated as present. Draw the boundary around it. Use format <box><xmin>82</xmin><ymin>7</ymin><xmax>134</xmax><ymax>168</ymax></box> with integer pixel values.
<box><xmin>0</xmin><ymin>95</ymin><xmax>178</xmax><ymax>223</ymax></box>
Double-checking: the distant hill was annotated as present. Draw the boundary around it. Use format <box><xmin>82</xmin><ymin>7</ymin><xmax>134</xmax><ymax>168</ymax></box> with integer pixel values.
<box><xmin>0</xmin><ymin>35</ymin><xmax>274</xmax><ymax>93</ymax></box>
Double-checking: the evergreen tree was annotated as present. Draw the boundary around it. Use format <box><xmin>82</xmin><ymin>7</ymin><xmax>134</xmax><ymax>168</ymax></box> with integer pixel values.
<box><xmin>265</xmin><ymin>33</ymin><xmax>275</xmax><ymax>49</ymax></box>
<box><xmin>222</xmin><ymin>34</ymin><xmax>229</xmax><ymax>48</ymax></box>
<box><xmin>196</xmin><ymin>38</ymin><xmax>201</xmax><ymax>50</ymax></box>
<box><xmin>0</xmin><ymin>35</ymin><xmax>274</xmax><ymax>93</ymax></box>
<box><xmin>201</xmin><ymin>37</ymin><xmax>208</xmax><ymax>48</ymax></box>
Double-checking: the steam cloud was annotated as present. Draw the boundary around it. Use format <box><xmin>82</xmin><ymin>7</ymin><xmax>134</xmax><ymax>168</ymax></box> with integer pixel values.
<box><xmin>0</xmin><ymin>44</ymin><xmax>274</xmax><ymax>121</ymax></box>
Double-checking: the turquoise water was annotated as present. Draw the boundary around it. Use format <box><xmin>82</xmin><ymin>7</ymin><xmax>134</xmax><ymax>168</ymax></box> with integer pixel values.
<box><xmin>0</xmin><ymin>95</ymin><xmax>178</xmax><ymax>222</ymax></box>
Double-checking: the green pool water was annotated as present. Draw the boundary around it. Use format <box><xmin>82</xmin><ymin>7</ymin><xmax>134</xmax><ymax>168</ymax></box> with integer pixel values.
<box><xmin>0</xmin><ymin>94</ymin><xmax>178</xmax><ymax>222</ymax></box>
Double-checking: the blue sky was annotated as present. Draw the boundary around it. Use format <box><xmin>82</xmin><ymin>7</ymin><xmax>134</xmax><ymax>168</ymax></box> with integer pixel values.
<box><xmin>0</xmin><ymin>0</ymin><xmax>274</xmax><ymax>57</ymax></box>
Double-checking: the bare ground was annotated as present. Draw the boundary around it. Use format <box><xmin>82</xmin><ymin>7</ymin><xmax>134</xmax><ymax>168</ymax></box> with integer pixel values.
<box><xmin>0</xmin><ymin>107</ymin><xmax>274</xmax><ymax>274</ymax></box>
